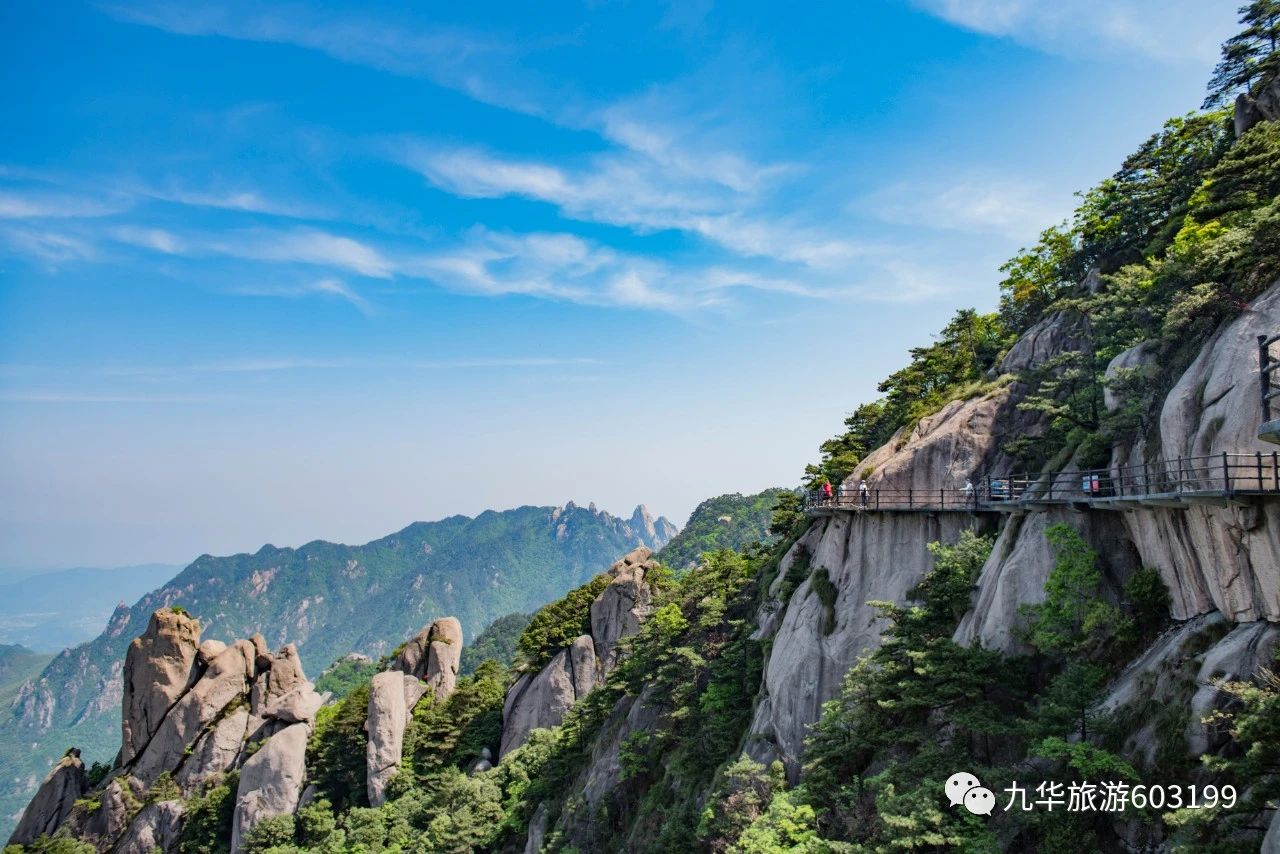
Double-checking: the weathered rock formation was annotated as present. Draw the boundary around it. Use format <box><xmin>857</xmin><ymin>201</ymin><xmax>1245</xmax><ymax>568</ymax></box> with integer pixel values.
<box><xmin>13</xmin><ymin>609</ymin><xmax>327</xmax><ymax>853</ymax></box>
<box><xmin>500</xmin><ymin>547</ymin><xmax>658</xmax><ymax>758</ymax></box>
<box><xmin>6</xmin><ymin>749</ymin><xmax>87</xmax><ymax>847</ymax></box>
<box><xmin>365</xmin><ymin>670</ymin><xmax>428</xmax><ymax>807</ymax></box>
<box><xmin>395</xmin><ymin>615</ymin><xmax>463</xmax><ymax>699</ymax></box>
<box><xmin>363</xmin><ymin>616</ymin><xmax>465</xmax><ymax>806</ymax></box>
<box><xmin>230</xmin><ymin>723</ymin><xmax>310</xmax><ymax>853</ymax></box>
<box><xmin>120</xmin><ymin>609</ymin><xmax>202</xmax><ymax>765</ymax></box>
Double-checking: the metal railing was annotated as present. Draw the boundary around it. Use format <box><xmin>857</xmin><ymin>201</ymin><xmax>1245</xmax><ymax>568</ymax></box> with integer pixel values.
<box><xmin>804</xmin><ymin>452</ymin><xmax>1280</xmax><ymax>513</ymax></box>
<box><xmin>1262</xmin><ymin>332</ymin><xmax>1280</xmax><ymax>423</ymax></box>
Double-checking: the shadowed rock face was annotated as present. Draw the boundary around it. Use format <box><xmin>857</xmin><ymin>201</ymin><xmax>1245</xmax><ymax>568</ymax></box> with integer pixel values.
<box><xmin>6</xmin><ymin>750</ymin><xmax>87</xmax><ymax>847</ymax></box>
<box><xmin>120</xmin><ymin>609</ymin><xmax>201</xmax><ymax>765</ymax></box>
<box><xmin>1115</xmin><ymin>282</ymin><xmax>1280</xmax><ymax>622</ymax></box>
<box><xmin>230</xmin><ymin>723</ymin><xmax>310</xmax><ymax>854</ymax></box>
<box><xmin>499</xmin><ymin>547</ymin><xmax>658</xmax><ymax>758</ymax></box>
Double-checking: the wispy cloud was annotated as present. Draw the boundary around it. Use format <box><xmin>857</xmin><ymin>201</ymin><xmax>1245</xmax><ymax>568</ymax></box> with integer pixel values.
<box><xmin>89</xmin><ymin>355</ymin><xmax>604</xmax><ymax>380</ymax></box>
<box><xmin>0</xmin><ymin>391</ymin><xmax>219</xmax><ymax>403</ymax></box>
<box><xmin>398</xmin><ymin>143</ymin><xmax>861</xmax><ymax>270</ymax></box>
<box><xmin>112</xmin><ymin>225</ymin><xmax>395</xmax><ymax>279</ymax></box>
<box><xmin>0</xmin><ymin>227</ymin><xmax>98</xmax><ymax>266</ymax></box>
<box><xmin>229</xmin><ymin>277</ymin><xmax>376</xmax><ymax>315</ymax></box>
<box><xmin>862</xmin><ymin>175</ymin><xmax>1070</xmax><ymax>241</ymax></box>
<box><xmin>0</xmin><ymin>189</ymin><xmax>129</xmax><ymax>220</ymax></box>
<box><xmin>912</xmin><ymin>0</ymin><xmax>1236</xmax><ymax>64</ymax></box>
<box><xmin>102</xmin><ymin>1</ymin><xmax>547</xmax><ymax>115</ymax></box>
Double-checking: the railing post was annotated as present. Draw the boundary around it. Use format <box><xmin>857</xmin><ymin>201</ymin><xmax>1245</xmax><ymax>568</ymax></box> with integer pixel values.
<box><xmin>1142</xmin><ymin>461</ymin><xmax>1150</xmax><ymax>494</ymax></box>
<box><xmin>1259</xmin><ymin>451</ymin><xmax>1265</xmax><ymax>491</ymax></box>
<box><xmin>940</xmin><ymin>487</ymin><xmax>945</xmax><ymax>509</ymax></box>
<box><xmin>875</xmin><ymin>490</ymin><xmax>880</xmax><ymax>511</ymax></box>
<box><xmin>1274</xmin><ymin>451</ymin><xmax>1279</xmax><ymax>492</ymax></box>
<box><xmin>1222</xmin><ymin>452</ymin><xmax>1231</xmax><ymax>493</ymax></box>
<box><xmin>908</xmin><ymin>488</ymin><xmax>913</xmax><ymax>509</ymax></box>
<box><xmin>1263</xmin><ymin>335</ymin><xmax>1273</xmax><ymax>423</ymax></box>
<box><xmin>1177</xmin><ymin>457</ymin><xmax>1184</xmax><ymax>493</ymax></box>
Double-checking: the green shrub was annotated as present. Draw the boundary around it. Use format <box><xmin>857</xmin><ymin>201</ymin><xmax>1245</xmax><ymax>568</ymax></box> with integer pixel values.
<box><xmin>516</xmin><ymin>574</ymin><xmax>612</xmax><ymax>670</ymax></box>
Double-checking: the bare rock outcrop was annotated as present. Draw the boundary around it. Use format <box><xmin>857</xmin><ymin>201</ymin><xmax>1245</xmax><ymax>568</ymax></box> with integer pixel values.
<box><xmin>500</xmin><ymin>548</ymin><xmax>658</xmax><ymax>758</ymax></box>
<box><xmin>1117</xmin><ymin>282</ymin><xmax>1280</xmax><ymax>622</ymax></box>
<box><xmin>552</xmin><ymin>688</ymin><xmax>660</xmax><ymax>850</ymax></box>
<box><xmin>230</xmin><ymin>723</ymin><xmax>310</xmax><ymax>854</ymax></box>
<box><xmin>955</xmin><ymin>510</ymin><xmax>1137</xmax><ymax>653</ymax></box>
<box><xmin>500</xmin><ymin>634</ymin><xmax>599</xmax><ymax>758</ymax></box>
<box><xmin>114</xmin><ymin>800</ymin><xmax>185</xmax><ymax>854</ymax></box>
<box><xmin>6</xmin><ymin>749</ymin><xmax>88</xmax><ymax>846</ymax></box>
<box><xmin>129</xmin><ymin>639</ymin><xmax>257</xmax><ymax>785</ymax></box>
<box><xmin>590</xmin><ymin>546</ymin><xmax>657</xmax><ymax>671</ymax></box>
<box><xmin>365</xmin><ymin>670</ymin><xmax>423</xmax><ymax>807</ymax></box>
<box><xmin>748</xmin><ymin>512</ymin><xmax>993</xmax><ymax>775</ymax></box>
<box><xmin>995</xmin><ymin>311</ymin><xmax>1085</xmax><ymax>375</ymax></box>
<box><xmin>15</xmin><ymin>608</ymin><xmax>327</xmax><ymax>851</ymax></box>
<box><xmin>395</xmin><ymin>616</ymin><xmax>463</xmax><ymax>699</ymax></box>
<box><xmin>121</xmin><ymin>608</ymin><xmax>201</xmax><ymax>764</ymax></box>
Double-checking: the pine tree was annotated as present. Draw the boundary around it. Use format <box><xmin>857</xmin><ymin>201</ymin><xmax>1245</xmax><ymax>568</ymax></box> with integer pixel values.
<box><xmin>1205</xmin><ymin>1</ymin><xmax>1280</xmax><ymax>107</ymax></box>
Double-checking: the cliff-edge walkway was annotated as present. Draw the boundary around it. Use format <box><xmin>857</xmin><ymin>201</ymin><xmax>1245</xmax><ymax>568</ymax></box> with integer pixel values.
<box><xmin>804</xmin><ymin>452</ymin><xmax>1280</xmax><ymax>516</ymax></box>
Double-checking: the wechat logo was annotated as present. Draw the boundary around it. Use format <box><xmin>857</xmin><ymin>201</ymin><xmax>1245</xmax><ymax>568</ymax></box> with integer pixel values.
<box><xmin>946</xmin><ymin>771</ymin><xmax>995</xmax><ymax>817</ymax></box>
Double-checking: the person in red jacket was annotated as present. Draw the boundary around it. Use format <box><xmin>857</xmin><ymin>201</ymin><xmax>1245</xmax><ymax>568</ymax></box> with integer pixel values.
<box><xmin>820</xmin><ymin>481</ymin><xmax>833</xmax><ymax>504</ymax></box>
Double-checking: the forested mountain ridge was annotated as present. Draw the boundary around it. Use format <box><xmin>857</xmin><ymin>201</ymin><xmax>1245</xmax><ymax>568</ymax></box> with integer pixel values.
<box><xmin>0</xmin><ymin>501</ymin><xmax>672</xmax><ymax>842</ymax></box>
<box><xmin>655</xmin><ymin>488</ymin><xmax>789</xmax><ymax>570</ymax></box>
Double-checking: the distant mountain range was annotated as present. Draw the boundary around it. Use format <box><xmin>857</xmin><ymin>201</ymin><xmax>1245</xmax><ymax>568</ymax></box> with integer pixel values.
<box><xmin>0</xmin><ymin>502</ymin><xmax>674</xmax><ymax>834</ymax></box>
<box><xmin>0</xmin><ymin>564</ymin><xmax>180</xmax><ymax>653</ymax></box>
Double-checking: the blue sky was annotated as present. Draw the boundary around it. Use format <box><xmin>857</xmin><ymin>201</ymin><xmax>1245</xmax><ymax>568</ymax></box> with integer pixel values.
<box><xmin>0</xmin><ymin>0</ymin><xmax>1240</xmax><ymax>570</ymax></box>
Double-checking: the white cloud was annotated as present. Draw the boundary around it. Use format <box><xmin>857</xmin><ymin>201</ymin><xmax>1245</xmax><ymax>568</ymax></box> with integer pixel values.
<box><xmin>111</xmin><ymin>225</ymin><xmax>395</xmax><ymax>279</ymax></box>
<box><xmin>102</xmin><ymin>1</ymin><xmax>543</xmax><ymax>115</ymax></box>
<box><xmin>399</xmin><ymin>143</ymin><xmax>863</xmax><ymax>270</ymax></box>
<box><xmin>223</xmin><ymin>277</ymin><xmax>372</xmax><ymax>314</ymax></box>
<box><xmin>862</xmin><ymin>175</ymin><xmax>1071</xmax><ymax>241</ymax></box>
<box><xmin>913</xmin><ymin>0</ymin><xmax>1236</xmax><ymax>64</ymax></box>
<box><xmin>0</xmin><ymin>189</ymin><xmax>128</xmax><ymax>219</ymax></box>
<box><xmin>0</xmin><ymin>227</ymin><xmax>98</xmax><ymax>265</ymax></box>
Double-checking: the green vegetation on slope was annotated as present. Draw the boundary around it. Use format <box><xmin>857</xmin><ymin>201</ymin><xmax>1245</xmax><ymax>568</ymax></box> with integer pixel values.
<box><xmin>656</xmin><ymin>488</ymin><xmax>791</xmax><ymax>569</ymax></box>
<box><xmin>313</xmin><ymin>656</ymin><xmax>380</xmax><ymax>702</ymax></box>
<box><xmin>0</xmin><ymin>644</ymin><xmax>52</xmax><ymax>702</ymax></box>
<box><xmin>459</xmin><ymin>612</ymin><xmax>531</xmax><ymax>675</ymax></box>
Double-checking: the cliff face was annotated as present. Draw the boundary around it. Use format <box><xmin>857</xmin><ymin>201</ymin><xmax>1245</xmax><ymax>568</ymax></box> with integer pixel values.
<box><xmin>515</xmin><ymin>281</ymin><xmax>1280</xmax><ymax>850</ymax></box>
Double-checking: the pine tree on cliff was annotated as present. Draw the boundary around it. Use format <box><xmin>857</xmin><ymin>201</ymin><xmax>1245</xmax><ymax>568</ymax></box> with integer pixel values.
<box><xmin>1205</xmin><ymin>0</ymin><xmax>1280</xmax><ymax>107</ymax></box>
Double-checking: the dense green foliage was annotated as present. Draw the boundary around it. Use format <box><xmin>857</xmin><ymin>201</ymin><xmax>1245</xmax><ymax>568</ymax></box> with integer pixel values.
<box><xmin>177</xmin><ymin>772</ymin><xmax>238</xmax><ymax>854</ymax></box>
<box><xmin>313</xmin><ymin>655</ymin><xmax>379</xmax><ymax>701</ymax></box>
<box><xmin>307</xmin><ymin>684</ymin><xmax>371</xmax><ymax>813</ymax></box>
<box><xmin>459</xmin><ymin>612</ymin><xmax>531</xmax><ymax>675</ymax></box>
<box><xmin>515</xmin><ymin>574</ymin><xmax>611</xmax><ymax>671</ymax></box>
<box><xmin>656</xmin><ymin>489</ymin><xmax>791</xmax><ymax>569</ymax></box>
<box><xmin>731</xmin><ymin>525</ymin><xmax>1171</xmax><ymax>852</ymax></box>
